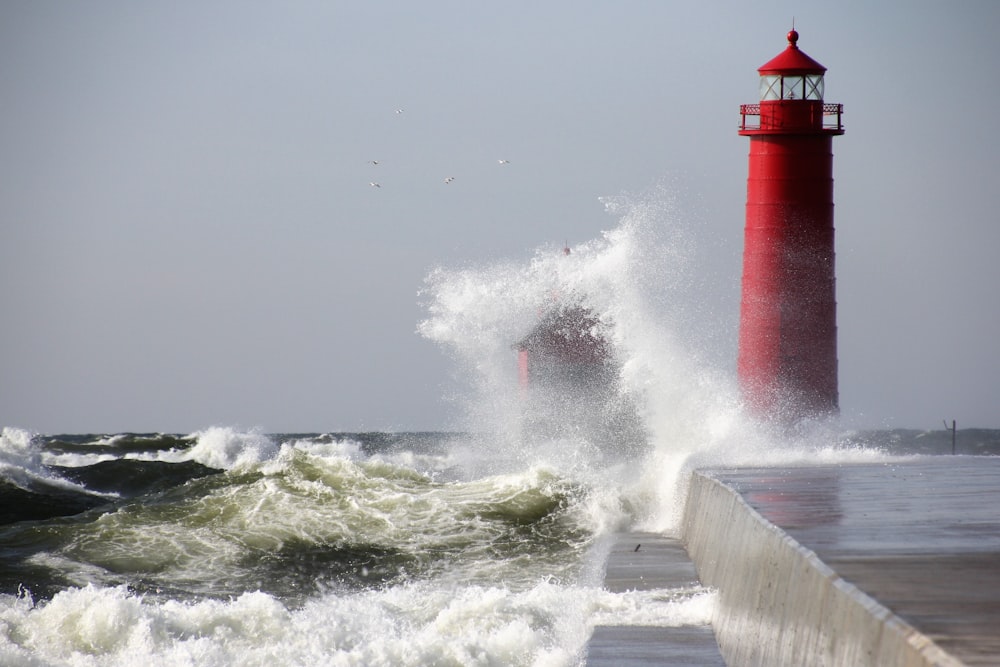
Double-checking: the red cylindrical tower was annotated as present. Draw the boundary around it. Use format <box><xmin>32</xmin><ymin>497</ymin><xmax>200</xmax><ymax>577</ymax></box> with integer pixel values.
<box><xmin>737</xmin><ymin>30</ymin><xmax>844</xmax><ymax>421</ymax></box>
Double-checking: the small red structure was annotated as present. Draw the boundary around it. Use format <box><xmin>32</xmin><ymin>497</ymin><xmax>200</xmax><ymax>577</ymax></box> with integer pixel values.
<box><xmin>517</xmin><ymin>304</ymin><xmax>610</xmax><ymax>390</ymax></box>
<box><xmin>737</xmin><ymin>30</ymin><xmax>844</xmax><ymax>421</ymax></box>
<box><xmin>514</xmin><ymin>248</ymin><xmax>643</xmax><ymax>445</ymax></box>
<box><xmin>516</xmin><ymin>302</ymin><xmax>643</xmax><ymax>445</ymax></box>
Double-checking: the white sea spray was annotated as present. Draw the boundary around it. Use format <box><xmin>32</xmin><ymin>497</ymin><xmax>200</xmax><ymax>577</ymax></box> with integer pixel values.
<box><xmin>0</xmin><ymin>580</ymin><xmax>716</xmax><ymax>667</ymax></box>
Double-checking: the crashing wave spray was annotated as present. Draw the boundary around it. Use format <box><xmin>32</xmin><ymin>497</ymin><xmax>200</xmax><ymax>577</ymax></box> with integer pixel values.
<box><xmin>419</xmin><ymin>183</ymin><xmax>766</xmax><ymax>531</ymax></box>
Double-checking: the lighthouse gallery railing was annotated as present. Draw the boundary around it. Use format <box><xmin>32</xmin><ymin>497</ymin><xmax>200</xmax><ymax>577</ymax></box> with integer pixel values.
<box><xmin>739</xmin><ymin>103</ymin><xmax>844</xmax><ymax>132</ymax></box>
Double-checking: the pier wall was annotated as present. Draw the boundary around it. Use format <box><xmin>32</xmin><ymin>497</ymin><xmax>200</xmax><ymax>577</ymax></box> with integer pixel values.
<box><xmin>681</xmin><ymin>471</ymin><xmax>962</xmax><ymax>667</ymax></box>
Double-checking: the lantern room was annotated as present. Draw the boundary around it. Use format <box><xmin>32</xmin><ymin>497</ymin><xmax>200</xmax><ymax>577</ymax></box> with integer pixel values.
<box><xmin>739</xmin><ymin>30</ymin><xmax>844</xmax><ymax>135</ymax></box>
<box><xmin>757</xmin><ymin>30</ymin><xmax>826</xmax><ymax>100</ymax></box>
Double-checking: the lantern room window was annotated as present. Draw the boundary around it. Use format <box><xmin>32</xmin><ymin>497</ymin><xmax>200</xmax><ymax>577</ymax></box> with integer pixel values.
<box><xmin>759</xmin><ymin>74</ymin><xmax>824</xmax><ymax>101</ymax></box>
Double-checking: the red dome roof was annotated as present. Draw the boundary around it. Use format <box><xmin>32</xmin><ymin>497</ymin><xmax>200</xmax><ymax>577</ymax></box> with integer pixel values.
<box><xmin>758</xmin><ymin>30</ymin><xmax>827</xmax><ymax>75</ymax></box>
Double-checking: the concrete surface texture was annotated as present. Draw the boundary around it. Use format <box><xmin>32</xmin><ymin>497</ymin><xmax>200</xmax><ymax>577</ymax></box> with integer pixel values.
<box><xmin>585</xmin><ymin>533</ymin><xmax>726</xmax><ymax>666</ymax></box>
<box><xmin>684</xmin><ymin>458</ymin><xmax>1000</xmax><ymax>666</ymax></box>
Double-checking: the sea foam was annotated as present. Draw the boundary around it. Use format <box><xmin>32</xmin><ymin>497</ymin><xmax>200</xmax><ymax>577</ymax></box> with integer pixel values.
<box><xmin>184</xmin><ymin>427</ymin><xmax>280</xmax><ymax>470</ymax></box>
<box><xmin>0</xmin><ymin>578</ymin><xmax>715</xmax><ymax>667</ymax></box>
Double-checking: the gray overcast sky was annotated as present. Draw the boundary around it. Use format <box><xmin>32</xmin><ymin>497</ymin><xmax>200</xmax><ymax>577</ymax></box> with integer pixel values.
<box><xmin>2</xmin><ymin>1</ymin><xmax>998</xmax><ymax>434</ymax></box>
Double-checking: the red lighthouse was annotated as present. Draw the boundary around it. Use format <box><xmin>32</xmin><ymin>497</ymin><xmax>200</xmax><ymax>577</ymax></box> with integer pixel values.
<box><xmin>737</xmin><ymin>30</ymin><xmax>844</xmax><ymax>421</ymax></box>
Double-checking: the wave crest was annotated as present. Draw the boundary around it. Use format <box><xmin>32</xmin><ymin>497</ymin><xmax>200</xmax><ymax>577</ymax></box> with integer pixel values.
<box><xmin>185</xmin><ymin>427</ymin><xmax>280</xmax><ymax>470</ymax></box>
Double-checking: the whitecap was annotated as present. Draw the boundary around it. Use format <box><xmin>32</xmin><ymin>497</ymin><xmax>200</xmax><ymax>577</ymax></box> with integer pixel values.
<box><xmin>0</xmin><ymin>579</ymin><xmax>716</xmax><ymax>667</ymax></box>
<box><xmin>185</xmin><ymin>427</ymin><xmax>279</xmax><ymax>470</ymax></box>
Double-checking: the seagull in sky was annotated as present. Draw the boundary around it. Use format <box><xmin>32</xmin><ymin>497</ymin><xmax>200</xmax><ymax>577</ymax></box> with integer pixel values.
<box><xmin>498</xmin><ymin>159</ymin><xmax>510</xmax><ymax>165</ymax></box>
<box><xmin>369</xmin><ymin>160</ymin><xmax>380</xmax><ymax>165</ymax></box>
<box><xmin>395</xmin><ymin>108</ymin><xmax>404</xmax><ymax>114</ymax></box>
<box><xmin>444</xmin><ymin>176</ymin><xmax>455</xmax><ymax>184</ymax></box>
<box><xmin>369</xmin><ymin>182</ymin><xmax>381</xmax><ymax>188</ymax></box>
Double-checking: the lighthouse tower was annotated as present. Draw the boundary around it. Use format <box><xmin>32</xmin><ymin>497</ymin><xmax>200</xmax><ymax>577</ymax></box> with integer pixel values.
<box><xmin>737</xmin><ymin>30</ymin><xmax>844</xmax><ymax>421</ymax></box>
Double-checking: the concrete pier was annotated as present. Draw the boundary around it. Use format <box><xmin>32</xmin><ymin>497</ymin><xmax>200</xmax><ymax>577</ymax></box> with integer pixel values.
<box><xmin>587</xmin><ymin>457</ymin><xmax>1000</xmax><ymax>665</ymax></box>
<box><xmin>586</xmin><ymin>533</ymin><xmax>726</xmax><ymax>666</ymax></box>
<box><xmin>684</xmin><ymin>458</ymin><xmax>1000</xmax><ymax>666</ymax></box>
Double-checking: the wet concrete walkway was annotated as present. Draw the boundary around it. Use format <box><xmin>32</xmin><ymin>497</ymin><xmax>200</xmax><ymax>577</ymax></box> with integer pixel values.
<box><xmin>585</xmin><ymin>533</ymin><xmax>726</xmax><ymax>666</ymax></box>
<box><xmin>707</xmin><ymin>457</ymin><xmax>1000</xmax><ymax>666</ymax></box>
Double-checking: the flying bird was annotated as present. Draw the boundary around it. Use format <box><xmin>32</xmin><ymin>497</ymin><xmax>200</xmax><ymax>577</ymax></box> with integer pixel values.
<box><xmin>369</xmin><ymin>160</ymin><xmax>380</xmax><ymax>165</ymax></box>
<box><xmin>369</xmin><ymin>182</ymin><xmax>381</xmax><ymax>188</ymax></box>
<box><xmin>444</xmin><ymin>177</ymin><xmax>455</xmax><ymax>184</ymax></box>
<box><xmin>395</xmin><ymin>108</ymin><xmax>404</xmax><ymax>114</ymax></box>
<box><xmin>498</xmin><ymin>159</ymin><xmax>510</xmax><ymax>165</ymax></box>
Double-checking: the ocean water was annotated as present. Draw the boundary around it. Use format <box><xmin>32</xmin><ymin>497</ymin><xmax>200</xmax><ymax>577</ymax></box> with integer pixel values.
<box><xmin>3</xmin><ymin>190</ymin><xmax>997</xmax><ymax>666</ymax></box>
<box><xmin>6</xmin><ymin>427</ymin><xmax>996</xmax><ymax>667</ymax></box>
<box><xmin>0</xmin><ymin>427</ymin><xmax>707</xmax><ymax>666</ymax></box>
